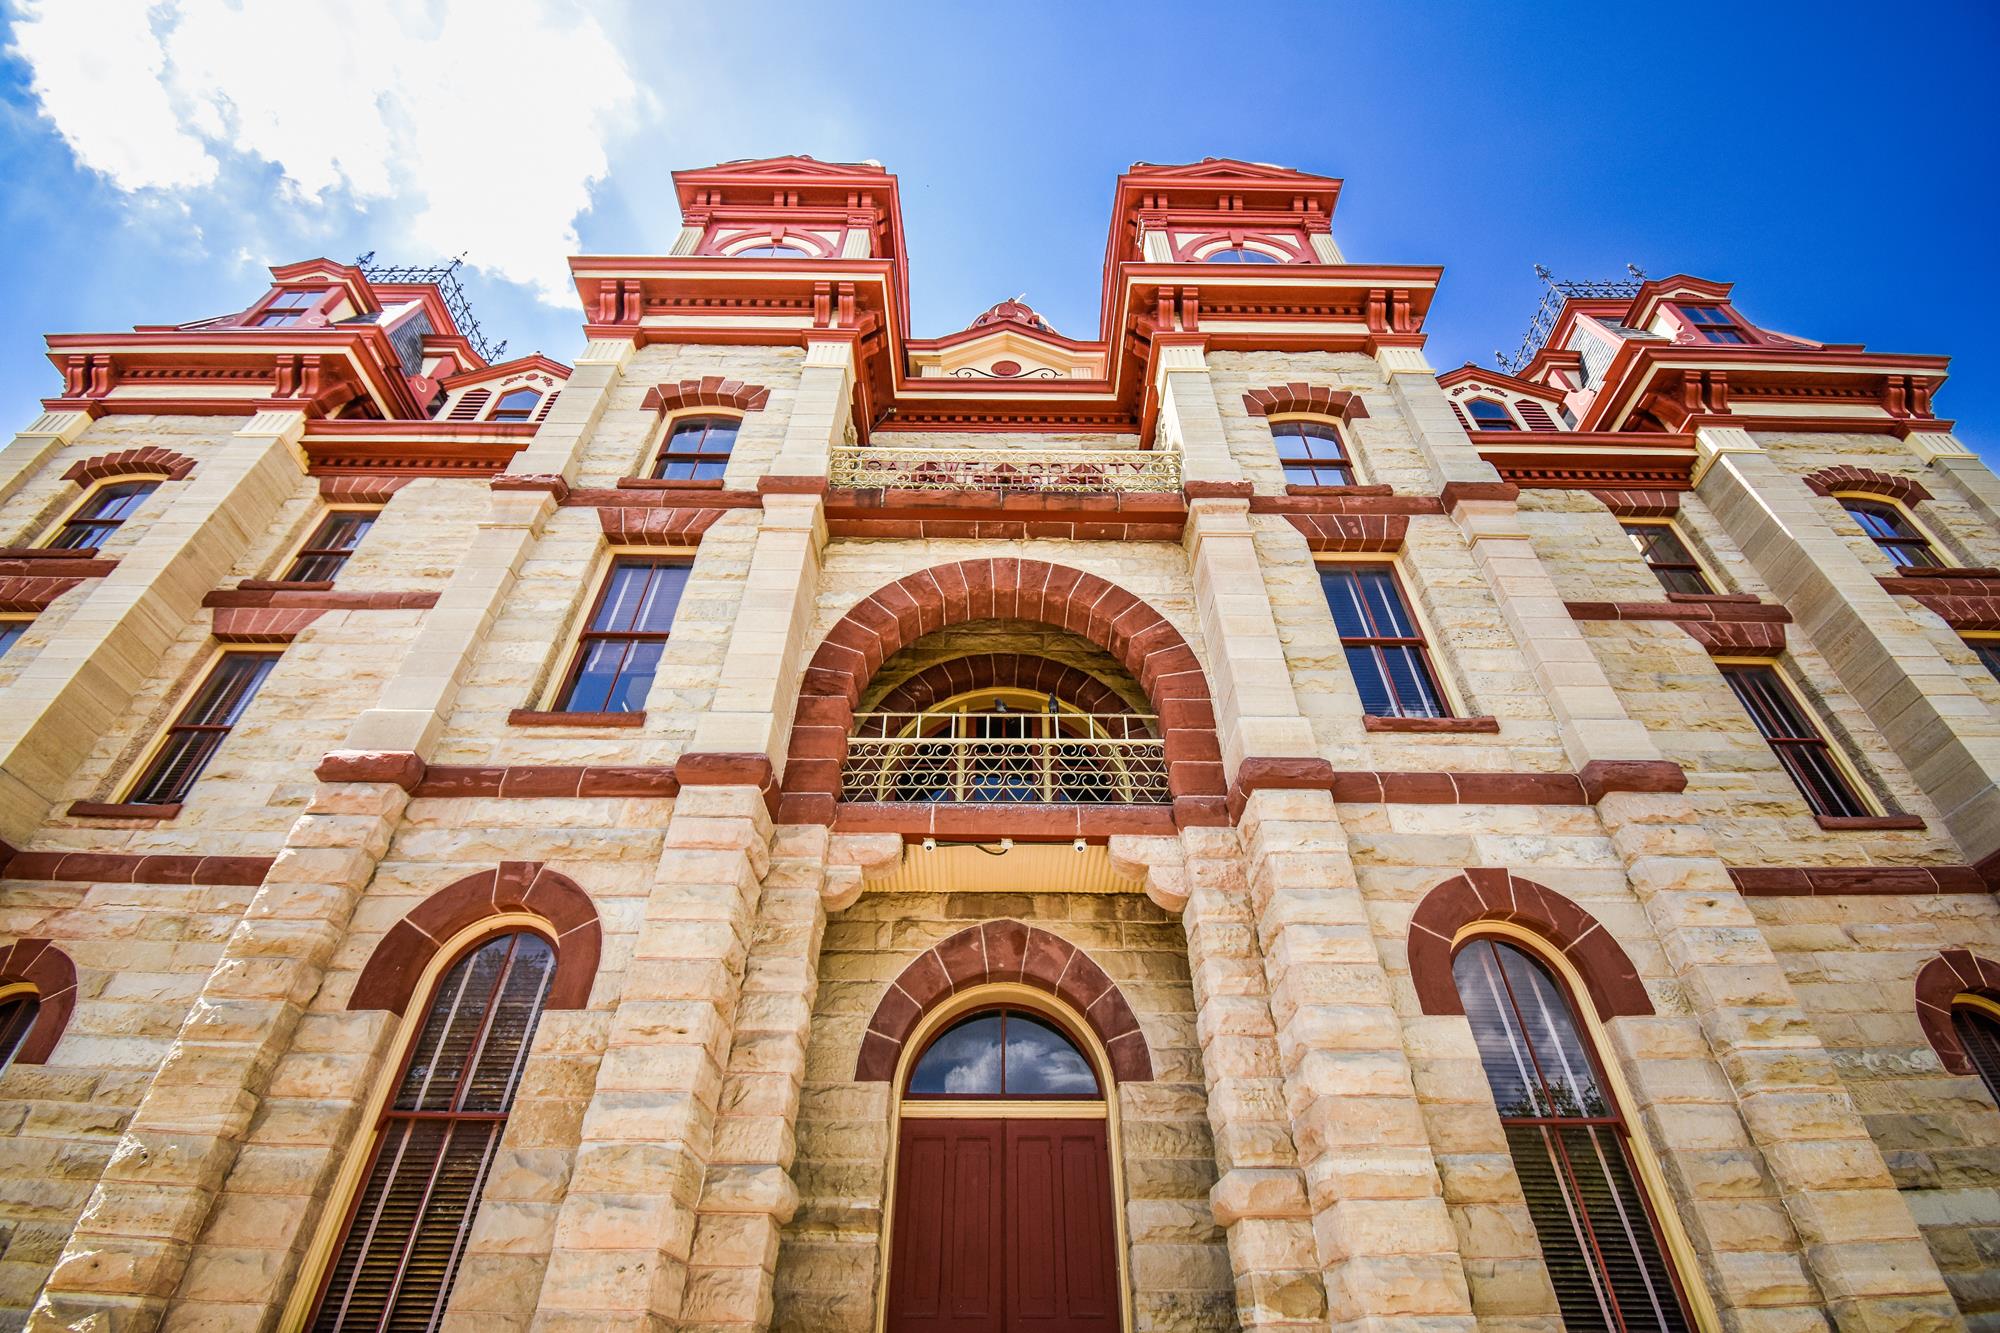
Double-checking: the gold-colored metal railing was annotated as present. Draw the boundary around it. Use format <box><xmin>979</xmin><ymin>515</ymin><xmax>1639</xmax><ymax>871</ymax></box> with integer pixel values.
<box><xmin>829</xmin><ymin>445</ymin><xmax>1180</xmax><ymax>494</ymax></box>
<box><xmin>841</xmin><ymin>711</ymin><xmax>1168</xmax><ymax>804</ymax></box>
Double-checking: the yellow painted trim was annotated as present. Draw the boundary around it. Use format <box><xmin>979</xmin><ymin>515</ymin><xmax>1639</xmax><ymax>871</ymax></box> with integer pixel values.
<box><xmin>0</xmin><ymin>981</ymin><xmax>37</xmax><ymax>1005</ymax></box>
<box><xmin>38</xmin><ymin>473</ymin><xmax>170</xmax><ymax>549</ymax></box>
<box><xmin>116</xmin><ymin>646</ymin><xmax>285</xmax><ymax>805</ymax></box>
<box><xmin>1708</xmin><ymin>656</ymin><xmax>1884</xmax><ymax>818</ymax></box>
<box><xmin>874</xmin><ymin>982</ymin><xmax>1133</xmax><ymax>1333</ymax></box>
<box><xmin>279</xmin><ymin>913</ymin><xmax>555</xmax><ymax>1333</ymax></box>
<box><xmin>1956</xmin><ymin>992</ymin><xmax>2000</xmax><ymax>1024</ymax></box>
<box><xmin>1449</xmin><ymin>923</ymin><xmax>1723</xmax><ymax>1333</ymax></box>
<box><xmin>901</xmin><ymin>1099</ymin><xmax>1107</xmax><ymax>1119</ymax></box>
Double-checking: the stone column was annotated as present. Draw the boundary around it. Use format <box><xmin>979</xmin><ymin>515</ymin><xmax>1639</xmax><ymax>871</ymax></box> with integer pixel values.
<box><xmin>1693</xmin><ymin>424</ymin><xmax>2000</xmax><ymax>865</ymax></box>
<box><xmin>1152</xmin><ymin>341</ymin><xmax>1240</xmax><ymax>487</ymax></box>
<box><xmin>0</xmin><ymin>409</ymin><xmax>90</xmax><ymax>521</ymax></box>
<box><xmin>1596</xmin><ymin>789</ymin><xmax>1964</xmax><ymax>1330</ymax></box>
<box><xmin>676</xmin><ymin>825</ymin><xmax>831</xmax><ymax>1333</ymax></box>
<box><xmin>531</xmin><ymin>783</ymin><xmax>773</xmax><ymax>1332</ymax></box>
<box><xmin>1119</xmin><ymin>829</ymin><xmax>1328</xmax><ymax>1331</ymax></box>
<box><xmin>0</xmin><ymin>408</ymin><xmax>308</xmax><ymax>845</ymax></box>
<box><xmin>1907</xmin><ymin>428</ymin><xmax>2000</xmax><ymax>531</ymax></box>
<box><xmin>1237</xmin><ymin>788</ymin><xmax>1477</xmax><ymax>1331</ymax></box>
<box><xmin>768</xmin><ymin>339</ymin><xmax>855</xmax><ymax>479</ymax></box>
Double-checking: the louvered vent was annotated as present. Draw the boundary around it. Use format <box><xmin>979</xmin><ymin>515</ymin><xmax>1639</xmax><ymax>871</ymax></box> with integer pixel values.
<box><xmin>534</xmin><ymin>391</ymin><xmax>560</xmax><ymax>423</ymax></box>
<box><xmin>1514</xmin><ymin>400</ymin><xmax>1560</xmax><ymax>432</ymax></box>
<box><xmin>445</xmin><ymin>388</ymin><xmax>491</xmax><ymax>422</ymax></box>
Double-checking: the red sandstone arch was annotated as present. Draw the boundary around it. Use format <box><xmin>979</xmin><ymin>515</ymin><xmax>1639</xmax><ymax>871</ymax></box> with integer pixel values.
<box><xmin>872</xmin><ymin>653</ymin><xmax>1140</xmax><ymax>717</ymax></box>
<box><xmin>1240</xmin><ymin>383</ymin><xmax>1370</xmax><ymax>423</ymax></box>
<box><xmin>1408</xmin><ymin>870</ymin><xmax>1654</xmax><ymax>1020</ymax></box>
<box><xmin>0</xmin><ymin>938</ymin><xmax>77</xmax><ymax>1065</ymax></box>
<box><xmin>62</xmin><ymin>447</ymin><xmax>197</xmax><ymax>485</ymax></box>
<box><xmin>1915</xmin><ymin>949</ymin><xmax>2000</xmax><ymax>1076</ymax></box>
<box><xmin>349</xmin><ymin>862</ymin><xmax>600</xmax><ymax>1015</ymax></box>
<box><xmin>779</xmin><ymin>559</ymin><xmax>1226</xmax><ymax>824</ymax></box>
<box><xmin>642</xmin><ymin>376</ymin><xmax>771</xmax><ymax>416</ymax></box>
<box><xmin>856</xmin><ymin>920</ymin><xmax>1152</xmax><ymax>1084</ymax></box>
<box><xmin>1801</xmin><ymin>465</ymin><xmax>1933</xmax><ymax>506</ymax></box>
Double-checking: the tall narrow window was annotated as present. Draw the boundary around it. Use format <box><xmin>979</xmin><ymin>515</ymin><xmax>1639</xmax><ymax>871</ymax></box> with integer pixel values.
<box><xmin>1621</xmin><ymin>522</ymin><xmax>1713</xmax><ymax>595</ymax></box>
<box><xmin>0</xmin><ymin>619</ymin><xmax>31</xmax><ymax>659</ymax></box>
<box><xmin>0</xmin><ymin>991</ymin><xmax>40</xmax><ymax>1075</ymax></box>
<box><xmin>487</xmin><ymin>389</ymin><xmax>541</xmax><ymax>422</ymax></box>
<box><xmin>1271</xmin><ymin>420</ymin><xmax>1355</xmax><ymax>487</ymax></box>
<box><xmin>1321</xmin><ymin>564</ymin><xmax>1449</xmax><ymax>718</ymax></box>
<box><xmin>255</xmin><ymin>289</ymin><xmax>322</xmax><ymax>327</ymax></box>
<box><xmin>557</xmin><ymin>560</ymin><xmax>688</xmax><ymax>713</ymax></box>
<box><xmin>308</xmin><ymin>930</ymin><xmax>554</xmax><ymax>1333</ymax></box>
<box><xmin>1720</xmin><ymin>664</ymin><xmax>1868</xmax><ymax>818</ymax></box>
<box><xmin>46</xmin><ymin>480</ymin><xmax>157</xmax><ymax>550</ymax></box>
<box><xmin>1466</xmin><ymin>399</ymin><xmax>1518</xmax><ymax>431</ymax></box>
<box><xmin>284</xmin><ymin>511</ymin><xmax>378</xmax><ymax>583</ymax></box>
<box><xmin>1839</xmin><ymin>498</ymin><xmax>1942</xmax><ymax>569</ymax></box>
<box><xmin>1956</xmin><ymin>1004</ymin><xmax>2000</xmax><ymax>1105</ymax></box>
<box><xmin>127</xmin><ymin>652</ymin><xmax>278</xmax><ymax>806</ymax></box>
<box><xmin>652</xmin><ymin>416</ymin><xmax>739</xmax><ymax>481</ymax></box>
<box><xmin>1677</xmin><ymin>304</ymin><xmax>1747</xmax><ymax>344</ymax></box>
<box><xmin>1455</xmin><ymin>938</ymin><xmax>1693</xmax><ymax>1333</ymax></box>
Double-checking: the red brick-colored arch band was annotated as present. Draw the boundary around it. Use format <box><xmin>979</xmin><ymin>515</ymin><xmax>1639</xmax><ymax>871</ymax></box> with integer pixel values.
<box><xmin>0</xmin><ymin>938</ymin><xmax>77</xmax><ymax>1064</ymax></box>
<box><xmin>1800</xmin><ymin>464</ymin><xmax>1932</xmax><ymax>505</ymax></box>
<box><xmin>348</xmin><ymin>862</ymin><xmax>601</xmax><ymax>1015</ymax></box>
<box><xmin>62</xmin><ymin>446</ymin><xmax>197</xmax><ymax>484</ymax></box>
<box><xmin>1407</xmin><ymin>869</ymin><xmax>1654</xmax><ymax>1021</ymax></box>
<box><xmin>1915</xmin><ymin>950</ymin><xmax>2000</xmax><ymax>1077</ymax></box>
<box><xmin>856</xmin><ymin>920</ymin><xmax>1152</xmax><ymax>1085</ymax></box>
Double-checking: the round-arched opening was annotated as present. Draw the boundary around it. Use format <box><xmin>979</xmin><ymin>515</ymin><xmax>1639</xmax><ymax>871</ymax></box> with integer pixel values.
<box><xmin>732</xmin><ymin>242</ymin><xmax>811</xmax><ymax>258</ymax></box>
<box><xmin>905</xmin><ymin>1004</ymin><xmax>1103</xmax><ymax>1101</ymax></box>
<box><xmin>0</xmin><ymin>989</ymin><xmax>40</xmax><ymax>1075</ymax></box>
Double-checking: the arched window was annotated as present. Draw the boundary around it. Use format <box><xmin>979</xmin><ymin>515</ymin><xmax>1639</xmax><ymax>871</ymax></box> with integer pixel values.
<box><xmin>734</xmin><ymin>243</ymin><xmax>809</xmax><ymax>258</ymax></box>
<box><xmin>1271</xmin><ymin>420</ymin><xmax>1355</xmax><ymax>487</ymax></box>
<box><xmin>0</xmin><ymin>990</ymin><xmax>40</xmax><ymax>1075</ymax></box>
<box><xmin>1199</xmin><ymin>244</ymin><xmax>1280</xmax><ymax>264</ymax></box>
<box><xmin>1956</xmin><ymin>1002</ymin><xmax>2000</xmax><ymax>1105</ymax></box>
<box><xmin>907</xmin><ymin>1006</ymin><xmax>1101</xmax><ymax>1098</ymax></box>
<box><xmin>486</xmin><ymin>388</ymin><xmax>542</xmax><ymax>423</ymax></box>
<box><xmin>1465</xmin><ymin>399</ymin><xmax>1519</xmax><ymax>431</ymax></box>
<box><xmin>307</xmin><ymin>930</ymin><xmax>555</xmax><ymax>1332</ymax></box>
<box><xmin>1838</xmin><ymin>497</ymin><xmax>1942</xmax><ymax>569</ymax></box>
<box><xmin>45</xmin><ymin>480</ymin><xmax>159</xmax><ymax>550</ymax></box>
<box><xmin>1454</xmin><ymin>937</ymin><xmax>1692</xmax><ymax>1333</ymax></box>
<box><xmin>653</xmin><ymin>415</ymin><xmax>740</xmax><ymax>481</ymax></box>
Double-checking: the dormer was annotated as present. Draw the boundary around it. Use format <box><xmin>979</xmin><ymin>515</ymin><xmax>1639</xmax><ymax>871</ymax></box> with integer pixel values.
<box><xmin>669</xmin><ymin>155</ymin><xmax>903</xmax><ymax>263</ymax></box>
<box><xmin>1437</xmin><ymin>365</ymin><xmax>1573</xmax><ymax>432</ymax></box>
<box><xmin>1109</xmin><ymin>159</ymin><xmax>1344</xmax><ymax>266</ymax></box>
<box><xmin>907</xmin><ymin>299</ymin><xmax>1107</xmax><ymax>381</ymax></box>
<box><xmin>433</xmin><ymin>354</ymin><xmax>572</xmax><ymax>424</ymax></box>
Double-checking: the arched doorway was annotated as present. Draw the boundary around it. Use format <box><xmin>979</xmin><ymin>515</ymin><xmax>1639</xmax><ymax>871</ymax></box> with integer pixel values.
<box><xmin>884</xmin><ymin>991</ymin><xmax>1125</xmax><ymax>1332</ymax></box>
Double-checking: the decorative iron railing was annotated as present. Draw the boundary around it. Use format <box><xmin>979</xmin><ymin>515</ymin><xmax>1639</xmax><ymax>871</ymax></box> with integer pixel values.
<box><xmin>357</xmin><ymin>253</ymin><xmax>507</xmax><ymax>364</ymax></box>
<box><xmin>1496</xmin><ymin>266</ymin><xmax>1645</xmax><ymax>372</ymax></box>
<box><xmin>829</xmin><ymin>445</ymin><xmax>1180</xmax><ymax>494</ymax></box>
<box><xmin>841</xmin><ymin>711</ymin><xmax>1169</xmax><ymax>804</ymax></box>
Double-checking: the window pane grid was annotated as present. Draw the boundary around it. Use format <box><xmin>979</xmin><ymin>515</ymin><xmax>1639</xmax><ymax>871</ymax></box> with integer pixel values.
<box><xmin>310</xmin><ymin>932</ymin><xmax>553</xmax><ymax>1333</ymax></box>
<box><xmin>1273</xmin><ymin>421</ymin><xmax>1354</xmax><ymax>487</ymax></box>
<box><xmin>1722</xmin><ymin>666</ymin><xmax>1868</xmax><ymax>818</ymax></box>
<box><xmin>1321</xmin><ymin>566</ymin><xmax>1449</xmax><ymax>718</ymax></box>
<box><xmin>1621</xmin><ymin>523</ymin><xmax>1713</xmax><ymax>596</ymax></box>
<box><xmin>49</xmin><ymin>481</ymin><xmax>157</xmax><ymax>550</ymax></box>
<box><xmin>129</xmin><ymin>653</ymin><xmax>277</xmax><ymax>805</ymax></box>
<box><xmin>653</xmin><ymin>416</ymin><xmax>739</xmax><ymax>481</ymax></box>
<box><xmin>285</xmin><ymin>512</ymin><xmax>376</xmax><ymax>583</ymax></box>
<box><xmin>558</xmin><ymin>561</ymin><xmax>688</xmax><ymax>713</ymax></box>
<box><xmin>1467</xmin><ymin>400</ymin><xmax>1518</xmax><ymax>431</ymax></box>
<box><xmin>1840</xmin><ymin>499</ymin><xmax>1942</xmax><ymax>569</ymax></box>
<box><xmin>1456</xmin><ymin>940</ymin><xmax>1693</xmax><ymax>1333</ymax></box>
<box><xmin>487</xmin><ymin>389</ymin><xmax>541</xmax><ymax>422</ymax></box>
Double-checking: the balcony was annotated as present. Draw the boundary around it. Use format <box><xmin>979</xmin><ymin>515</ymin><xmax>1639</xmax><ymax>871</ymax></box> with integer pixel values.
<box><xmin>829</xmin><ymin>445</ymin><xmax>1180</xmax><ymax>494</ymax></box>
<box><xmin>841</xmin><ymin>711</ymin><xmax>1168</xmax><ymax>805</ymax></box>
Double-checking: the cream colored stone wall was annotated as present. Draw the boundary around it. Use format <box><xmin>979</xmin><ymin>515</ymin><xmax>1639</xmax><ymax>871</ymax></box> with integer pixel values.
<box><xmin>1749</xmin><ymin>892</ymin><xmax>2000</xmax><ymax>1327</ymax></box>
<box><xmin>1754</xmin><ymin>430</ymin><xmax>2000</xmax><ymax>570</ymax></box>
<box><xmin>1208</xmin><ymin>351</ymin><xmax>1437</xmax><ymax>496</ymax></box>
<box><xmin>775</xmin><ymin>889</ymin><xmax>1228</xmax><ymax>1333</ymax></box>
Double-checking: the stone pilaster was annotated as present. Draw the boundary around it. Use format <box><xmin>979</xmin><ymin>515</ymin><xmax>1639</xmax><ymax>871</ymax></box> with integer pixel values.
<box><xmin>27</xmin><ymin>778</ymin><xmax>409</xmax><ymax>1332</ymax></box>
<box><xmin>0</xmin><ymin>409</ymin><xmax>90</xmax><ymax>522</ymax></box>
<box><xmin>1596</xmin><ymin>789</ymin><xmax>1965</xmax><ymax>1331</ymax></box>
<box><xmin>1152</xmin><ymin>342</ymin><xmax>1242</xmax><ymax>486</ymax></box>
<box><xmin>768</xmin><ymin>339</ymin><xmax>855</xmax><ymax>479</ymax></box>
<box><xmin>1693</xmin><ymin>425</ymin><xmax>2000</xmax><ymax>865</ymax></box>
<box><xmin>677</xmin><ymin>824</ymin><xmax>830</xmax><ymax>1333</ymax></box>
<box><xmin>1906</xmin><ymin>429</ymin><xmax>2000</xmax><ymax>538</ymax></box>
<box><xmin>0</xmin><ymin>409</ymin><xmax>308</xmax><ymax>846</ymax></box>
<box><xmin>1186</xmin><ymin>500</ymin><xmax>1319</xmax><ymax>776</ymax></box>
<box><xmin>1376</xmin><ymin>345</ymin><xmax>1497</xmax><ymax>492</ymax></box>
<box><xmin>1237</xmin><ymin>788</ymin><xmax>1476</xmax><ymax>1331</ymax></box>
<box><xmin>1124</xmin><ymin>828</ymin><xmax>1327</xmax><ymax>1331</ymax></box>
<box><xmin>531</xmin><ymin>785</ymin><xmax>773</xmax><ymax>1333</ymax></box>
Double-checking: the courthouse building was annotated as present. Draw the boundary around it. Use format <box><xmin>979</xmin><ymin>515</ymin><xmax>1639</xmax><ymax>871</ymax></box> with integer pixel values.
<box><xmin>0</xmin><ymin>155</ymin><xmax>1997</xmax><ymax>1333</ymax></box>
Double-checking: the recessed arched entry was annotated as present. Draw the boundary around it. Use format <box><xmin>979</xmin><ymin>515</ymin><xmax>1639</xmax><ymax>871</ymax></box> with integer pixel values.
<box><xmin>882</xmin><ymin>986</ymin><xmax>1128</xmax><ymax>1333</ymax></box>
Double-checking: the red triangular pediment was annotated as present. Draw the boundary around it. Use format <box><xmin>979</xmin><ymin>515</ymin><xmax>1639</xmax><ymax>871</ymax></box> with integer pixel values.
<box><xmin>1128</xmin><ymin>157</ymin><xmax>1333</xmax><ymax>186</ymax></box>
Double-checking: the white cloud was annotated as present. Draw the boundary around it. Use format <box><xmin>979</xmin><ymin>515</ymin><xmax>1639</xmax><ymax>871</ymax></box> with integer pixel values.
<box><xmin>8</xmin><ymin>0</ymin><xmax>644</xmax><ymax>305</ymax></box>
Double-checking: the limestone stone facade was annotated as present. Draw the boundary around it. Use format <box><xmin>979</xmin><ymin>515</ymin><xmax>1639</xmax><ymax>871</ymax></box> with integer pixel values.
<box><xmin>0</xmin><ymin>156</ymin><xmax>1993</xmax><ymax>1333</ymax></box>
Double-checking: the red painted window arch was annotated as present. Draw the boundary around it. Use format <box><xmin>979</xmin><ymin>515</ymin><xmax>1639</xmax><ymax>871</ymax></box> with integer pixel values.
<box><xmin>0</xmin><ymin>938</ymin><xmax>78</xmax><ymax>1065</ymax></box>
<box><xmin>856</xmin><ymin>920</ymin><xmax>1152</xmax><ymax>1085</ymax></box>
<box><xmin>1915</xmin><ymin>950</ymin><xmax>2000</xmax><ymax>1090</ymax></box>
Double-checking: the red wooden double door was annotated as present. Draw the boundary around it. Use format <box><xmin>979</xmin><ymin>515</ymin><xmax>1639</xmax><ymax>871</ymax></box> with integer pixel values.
<box><xmin>886</xmin><ymin>1116</ymin><xmax>1120</xmax><ymax>1333</ymax></box>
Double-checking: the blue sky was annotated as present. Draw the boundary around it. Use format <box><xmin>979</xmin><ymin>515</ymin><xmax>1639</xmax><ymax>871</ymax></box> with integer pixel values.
<box><xmin>3</xmin><ymin>1</ymin><xmax>1997</xmax><ymax>459</ymax></box>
